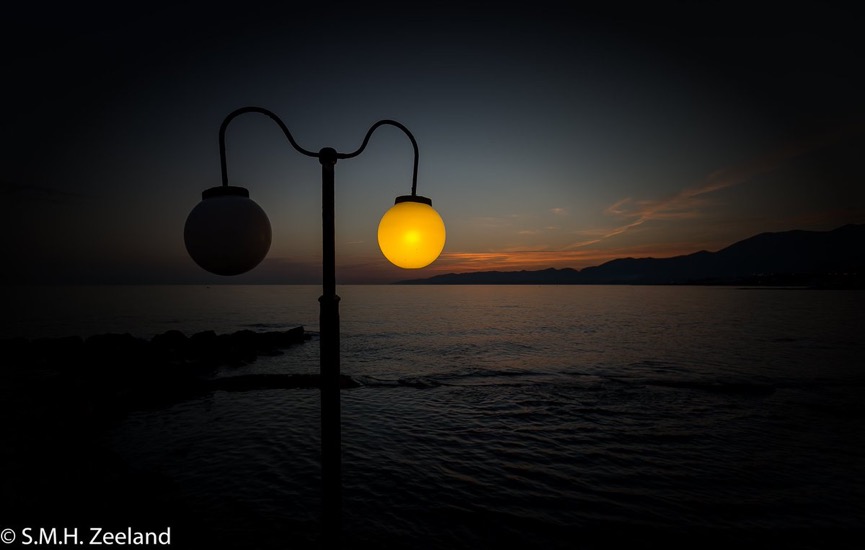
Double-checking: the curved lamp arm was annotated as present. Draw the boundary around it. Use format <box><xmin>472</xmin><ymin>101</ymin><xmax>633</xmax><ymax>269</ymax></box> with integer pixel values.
<box><xmin>219</xmin><ymin>107</ymin><xmax>421</xmax><ymax>197</ymax></box>
<box><xmin>219</xmin><ymin>106</ymin><xmax>319</xmax><ymax>187</ymax></box>
<box><xmin>338</xmin><ymin>120</ymin><xmax>420</xmax><ymax>197</ymax></box>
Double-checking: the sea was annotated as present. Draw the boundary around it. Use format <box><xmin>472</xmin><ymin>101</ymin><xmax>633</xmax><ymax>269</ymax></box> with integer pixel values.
<box><xmin>2</xmin><ymin>284</ymin><xmax>864</xmax><ymax>549</ymax></box>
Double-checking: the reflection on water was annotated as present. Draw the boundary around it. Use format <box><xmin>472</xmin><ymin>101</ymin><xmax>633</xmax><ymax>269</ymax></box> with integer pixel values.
<box><xmin>3</xmin><ymin>285</ymin><xmax>864</xmax><ymax>548</ymax></box>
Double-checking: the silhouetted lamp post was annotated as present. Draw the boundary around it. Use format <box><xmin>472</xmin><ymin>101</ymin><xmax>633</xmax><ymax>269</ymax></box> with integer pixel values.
<box><xmin>183</xmin><ymin>106</ymin><xmax>445</xmax><ymax>543</ymax></box>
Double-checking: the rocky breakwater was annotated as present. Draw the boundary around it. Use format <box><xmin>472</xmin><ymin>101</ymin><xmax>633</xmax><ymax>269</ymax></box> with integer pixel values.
<box><xmin>1</xmin><ymin>326</ymin><xmax>360</xmax><ymax>418</ymax></box>
<box><xmin>0</xmin><ymin>326</ymin><xmax>359</xmax><ymax>532</ymax></box>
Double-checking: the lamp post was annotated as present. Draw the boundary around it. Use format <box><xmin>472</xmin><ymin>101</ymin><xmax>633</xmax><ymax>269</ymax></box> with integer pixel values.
<box><xmin>182</xmin><ymin>106</ymin><xmax>446</xmax><ymax>544</ymax></box>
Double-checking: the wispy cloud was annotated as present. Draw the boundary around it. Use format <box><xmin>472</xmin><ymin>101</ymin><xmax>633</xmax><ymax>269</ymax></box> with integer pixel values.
<box><xmin>429</xmin><ymin>123</ymin><xmax>865</xmax><ymax>276</ymax></box>
<box><xmin>436</xmin><ymin>251</ymin><xmax>585</xmax><ymax>271</ymax></box>
<box><xmin>567</xmin><ymin>122</ymin><xmax>865</xmax><ymax>250</ymax></box>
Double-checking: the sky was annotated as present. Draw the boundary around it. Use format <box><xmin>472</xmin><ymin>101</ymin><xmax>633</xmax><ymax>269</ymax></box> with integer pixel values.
<box><xmin>2</xmin><ymin>1</ymin><xmax>863</xmax><ymax>284</ymax></box>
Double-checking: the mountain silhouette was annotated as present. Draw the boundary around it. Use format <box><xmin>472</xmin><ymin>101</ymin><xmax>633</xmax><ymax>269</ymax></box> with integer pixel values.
<box><xmin>396</xmin><ymin>224</ymin><xmax>865</xmax><ymax>287</ymax></box>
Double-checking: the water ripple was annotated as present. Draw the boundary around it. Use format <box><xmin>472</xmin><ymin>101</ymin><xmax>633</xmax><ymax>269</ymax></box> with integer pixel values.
<box><xmin>92</xmin><ymin>286</ymin><xmax>865</xmax><ymax>548</ymax></box>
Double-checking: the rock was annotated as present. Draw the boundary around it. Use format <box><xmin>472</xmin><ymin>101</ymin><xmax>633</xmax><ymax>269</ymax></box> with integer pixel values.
<box><xmin>2</xmin><ymin>327</ymin><xmax>308</xmax><ymax>372</ymax></box>
<box><xmin>1</xmin><ymin>327</ymin><xmax>320</xmax><ymax>414</ymax></box>
<box><xmin>149</xmin><ymin>329</ymin><xmax>188</xmax><ymax>358</ymax></box>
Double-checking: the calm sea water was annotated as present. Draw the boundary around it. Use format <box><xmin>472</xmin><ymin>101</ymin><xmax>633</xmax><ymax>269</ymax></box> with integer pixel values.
<box><xmin>3</xmin><ymin>285</ymin><xmax>865</xmax><ymax>548</ymax></box>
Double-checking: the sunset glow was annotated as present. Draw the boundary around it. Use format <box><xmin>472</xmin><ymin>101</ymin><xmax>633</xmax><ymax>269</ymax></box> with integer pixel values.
<box><xmin>2</xmin><ymin>4</ymin><xmax>864</xmax><ymax>547</ymax></box>
<box><xmin>0</xmin><ymin>3</ymin><xmax>861</xmax><ymax>284</ymax></box>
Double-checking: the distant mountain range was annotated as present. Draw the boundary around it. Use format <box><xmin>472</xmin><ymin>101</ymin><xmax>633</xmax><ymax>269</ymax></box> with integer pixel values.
<box><xmin>396</xmin><ymin>224</ymin><xmax>865</xmax><ymax>287</ymax></box>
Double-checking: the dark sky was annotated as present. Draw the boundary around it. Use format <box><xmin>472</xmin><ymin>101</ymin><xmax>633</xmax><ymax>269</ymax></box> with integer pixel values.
<box><xmin>2</xmin><ymin>1</ymin><xmax>863</xmax><ymax>283</ymax></box>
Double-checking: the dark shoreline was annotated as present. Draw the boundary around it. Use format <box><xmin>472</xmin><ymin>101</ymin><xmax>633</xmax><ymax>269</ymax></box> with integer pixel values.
<box><xmin>0</xmin><ymin>326</ymin><xmax>363</xmax><ymax>549</ymax></box>
<box><xmin>0</xmin><ymin>326</ymin><xmax>369</xmax><ymax>413</ymax></box>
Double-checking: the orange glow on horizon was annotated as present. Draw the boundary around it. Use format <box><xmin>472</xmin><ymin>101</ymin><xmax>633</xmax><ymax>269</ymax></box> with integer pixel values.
<box><xmin>429</xmin><ymin>242</ymin><xmax>715</xmax><ymax>274</ymax></box>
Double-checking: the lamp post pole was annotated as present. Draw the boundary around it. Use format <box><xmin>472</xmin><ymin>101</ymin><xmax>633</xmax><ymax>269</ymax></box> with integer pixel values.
<box><xmin>184</xmin><ymin>106</ymin><xmax>446</xmax><ymax>546</ymax></box>
<box><xmin>318</xmin><ymin>146</ymin><xmax>342</xmax><ymax>539</ymax></box>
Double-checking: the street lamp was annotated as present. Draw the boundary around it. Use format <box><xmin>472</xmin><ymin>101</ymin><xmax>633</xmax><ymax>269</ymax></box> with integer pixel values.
<box><xmin>182</xmin><ymin>106</ymin><xmax>446</xmax><ymax>543</ymax></box>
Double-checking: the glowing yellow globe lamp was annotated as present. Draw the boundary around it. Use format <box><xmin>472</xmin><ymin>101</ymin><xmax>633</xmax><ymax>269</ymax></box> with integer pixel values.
<box><xmin>378</xmin><ymin>195</ymin><xmax>446</xmax><ymax>269</ymax></box>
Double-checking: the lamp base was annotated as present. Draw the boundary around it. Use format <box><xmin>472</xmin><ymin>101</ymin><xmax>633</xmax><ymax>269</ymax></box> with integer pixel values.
<box><xmin>394</xmin><ymin>194</ymin><xmax>432</xmax><ymax>206</ymax></box>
